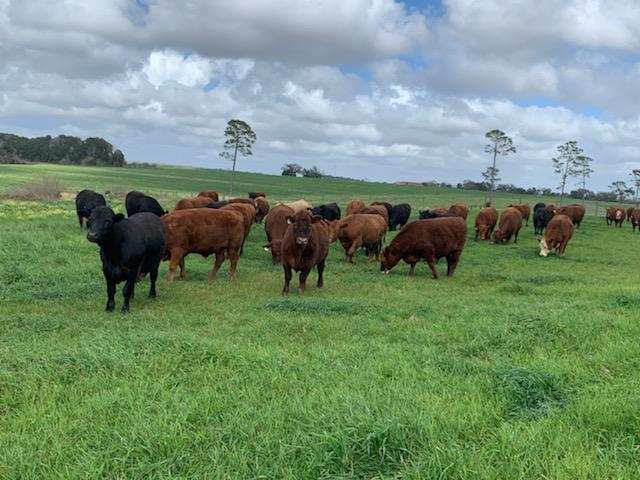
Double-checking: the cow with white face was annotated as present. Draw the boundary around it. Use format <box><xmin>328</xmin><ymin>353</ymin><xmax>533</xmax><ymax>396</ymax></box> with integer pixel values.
<box><xmin>539</xmin><ymin>214</ymin><xmax>573</xmax><ymax>257</ymax></box>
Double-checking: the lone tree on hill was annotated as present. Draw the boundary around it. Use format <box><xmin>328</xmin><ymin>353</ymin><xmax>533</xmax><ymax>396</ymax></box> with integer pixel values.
<box><xmin>575</xmin><ymin>154</ymin><xmax>594</xmax><ymax>203</ymax></box>
<box><xmin>609</xmin><ymin>180</ymin><xmax>631</xmax><ymax>202</ymax></box>
<box><xmin>552</xmin><ymin>140</ymin><xmax>584</xmax><ymax>205</ymax></box>
<box><xmin>482</xmin><ymin>129</ymin><xmax>516</xmax><ymax>203</ymax></box>
<box><xmin>630</xmin><ymin>169</ymin><xmax>640</xmax><ymax>204</ymax></box>
<box><xmin>219</xmin><ymin>119</ymin><xmax>256</xmax><ymax>196</ymax></box>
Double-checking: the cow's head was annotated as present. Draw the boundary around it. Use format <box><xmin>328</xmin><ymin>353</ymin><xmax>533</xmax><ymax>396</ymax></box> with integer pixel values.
<box><xmin>476</xmin><ymin>224</ymin><xmax>490</xmax><ymax>240</ymax></box>
<box><xmin>380</xmin><ymin>247</ymin><xmax>400</xmax><ymax>274</ymax></box>
<box><xmin>615</xmin><ymin>210</ymin><xmax>623</xmax><ymax>220</ymax></box>
<box><xmin>490</xmin><ymin>228</ymin><xmax>504</xmax><ymax>244</ymax></box>
<box><xmin>287</xmin><ymin>210</ymin><xmax>318</xmax><ymax>247</ymax></box>
<box><xmin>86</xmin><ymin>206</ymin><xmax>124</xmax><ymax>243</ymax></box>
<box><xmin>539</xmin><ymin>237</ymin><xmax>550</xmax><ymax>257</ymax></box>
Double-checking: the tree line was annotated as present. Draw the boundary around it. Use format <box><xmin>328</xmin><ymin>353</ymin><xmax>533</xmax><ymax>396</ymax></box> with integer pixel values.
<box><xmin>0</xmin><ymin>133</ymin><xmax>125</xmax><ymax>166</ymax></box>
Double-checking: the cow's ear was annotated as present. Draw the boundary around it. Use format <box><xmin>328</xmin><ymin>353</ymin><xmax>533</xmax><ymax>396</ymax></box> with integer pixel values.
<box><xmin>286</xmin><ymin>216</ymin><xmax>293</xmax><ymax>224</ymax></box>
<box><xmin>114</xmin><ymin>213</ymin><xmax>125</xmax><ymax>223</ymax></box>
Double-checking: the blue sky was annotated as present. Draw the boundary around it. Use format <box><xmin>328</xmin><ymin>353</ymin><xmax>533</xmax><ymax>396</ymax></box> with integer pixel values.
<box><xmin>1</xmin><ymin>0</ymin><xmax>639</xmax><ymax>190</ymax></box>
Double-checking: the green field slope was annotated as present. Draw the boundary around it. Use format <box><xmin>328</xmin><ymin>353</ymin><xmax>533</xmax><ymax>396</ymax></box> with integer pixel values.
<box><xmin>1</xmin><ymin>164</ymin><xmax>639</xmax><ymax>479</ymax></box>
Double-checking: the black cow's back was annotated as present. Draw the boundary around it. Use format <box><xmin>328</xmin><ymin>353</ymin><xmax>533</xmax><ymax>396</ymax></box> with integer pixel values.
<box><xmin>312</xmin><ymin>202</ymin><xmax>341</xmax><ymax>221</ymax></box>
<box><xmin>125</xmin><ymin>191</ymin><xmax>166</xmax><ymax>217</ymax></box>
<box><xmin>389</xmin><ymin>203</ymin><xmax>411</xmax><ymax>230</ymax></box>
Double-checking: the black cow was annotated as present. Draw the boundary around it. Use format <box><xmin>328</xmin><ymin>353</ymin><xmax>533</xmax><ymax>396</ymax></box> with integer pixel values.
<box><xmin>312</xmin><ymin>202</ymin><xmax>341</xmax><ymax>221</ymax></box>
<box><xmin>125</xmin><ymin>191</ymin><xmax>166</xmax><ymax>217</ymax></box>
<box><xmin>86</xmin><ymin>206</ymin><xmax>165</xmax><ymax>313</ymax></box>
<box><xmin>75</xmin><ymin>189</ymin><xmax>106</xmax><ymax>228</ymax></box>
<box><xmin>419</xmin><ymin>208</ymin><xmax>453</xmax><ymax>219</ymax></box>
<box><xmin>533</xmin><ymin>203</ymin><xmax>552</xmax><ymax>235</ymax></box>
<box><xmin>205</xmin><ymin>200</ymin><xmax>229</xmax><ymax>209</ymax></box>
<box><xmin>389</xmin><ymin>203</ymin><xmax>411</xmax><ymax>230</ymax></box>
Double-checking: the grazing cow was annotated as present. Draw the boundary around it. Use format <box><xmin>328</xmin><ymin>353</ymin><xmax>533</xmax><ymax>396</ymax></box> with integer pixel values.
<box><xmin>448</xmin><ymin>203</ymin><xmax>469</xmax><ymax>220</ymax></box>
<box><xmin>220</xmin><ymin>202</ymin><xmax>256</xmax><ymax>253</ymax></box>
<box><xmin>263</xmin><ymin>204</ymin><xmax>295</xmax><ymax>264</ymax></box>
<box><xmin>491</xmin><ymin>207</ymin><xmax>523</xmax><ymax>244</ymax></box>
<box><xmin>631</xmin><ymin>208</ymin><xmax>640</xmax><ymax>231</ymax></box>
<box><xmin>197</xmin><ymin>191</ymin><xmax>219</xmax><ymax>202</ymax></box>
<box><xmin>627</xmin><ymin>207</ymin><xmax>634</xmax><ymax>221</ymax></box>
<box><xmin>174</xmin><ymin>196</ymin><xmax>213</xmax><ymax>210</ymax></box>
<box><xmin>556</xmin><ymin>204</ymin><xmax>586</xmax><ymax>228</ymax></box>
<box><xmin>371</xmin><ymin>202</ymin><xmax>393</xmax><ymax>220</ymax></box>
<box><xmin>418</xmin><ymin>208</ymin><xmax>451</xmax><ymax>219</ymax></box>
<box><xmin>125</xmin><ymin>191</ymin><xmax>167</xmax><ymax>217</ymax></box>
<box><xmin>606</xmin><ymin>206</ymin><xmax>625</xmax><ymax>227</ymax></box>
<box><xmin>277</xmin><ymin>199</ymin><xmax>313</xmax><ymax>213</ymax></box>
<box><xmin>162</xmin><ymin>209</ymin><xmax>244</xmax><ymax>282</ymax></box>
<box><xmin>248</xmin><ymin>192</ymin><xmax>266</xmax><ymax>199</ymax></box>
<box><xmin>359</xmin><ymin>205</ymin><xmax>389</xmax><ymax>225</ymax></box>
<box><xmin>280</xmin><ymin>210</ymin><xmax>330</xmax><ymax>295</ymax></box>
<box><xmin>380</xmin><ymin>217</ymin><xmax>466</xmax><ymax>278</ymax></box>
<box><xmin>336</xmin><ymin>214</ymin><xmax>387</xmax><ymax>263</ymax></box>
<box><xmin>312</xmin><ymin>202</ymin><xmax>341</xmax><ymax>221</ymax></box>
<box><xmin>474</xmin><ymin>206</ymin><xmax>498</xmax><ymax>240</ymax></box>
<box><xmin>254</xmin><ymin>196</ymin><xmax>270</xmax><ymax>223</ymax></box>
<box><xmin>539</xmin><ymin>214</ymin><xmax>573</xmax><ymax>257</ymax></box>
<box><xmin>346</xmin><ymin>199</ymin><xmax>365</xmax><ymax>216</ymax></box>
<box><xmin>507</xmin><ymin>204</ymin><xmax>531</xmax><ymax>226</ymax></box>
<box><xmin>86</xmin><ymin>207</ymin><xmax>165</xmax><ymax>313</ymax></box>
<box><xmin>75</xmin><ymin>189</ymin><xmax>106</xmax><ymax>228</ymax></box>
<box><xmin>388</xmin><ymin>203</ymin><xmax>411</xmax><ymax>231</ymax></box>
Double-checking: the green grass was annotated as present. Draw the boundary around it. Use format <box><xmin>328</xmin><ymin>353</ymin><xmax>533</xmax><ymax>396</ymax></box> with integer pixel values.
<box><xmin>1</xmin><ymin>163</ymin><xmax>640</xmax><ymax>479</ymax></box>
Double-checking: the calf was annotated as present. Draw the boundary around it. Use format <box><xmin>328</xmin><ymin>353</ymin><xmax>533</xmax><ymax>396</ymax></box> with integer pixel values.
<box><xmin>263</xmin><ymin>204</ymin><xmax>295</xmax><ymax>264</ymax></box>
<box><xmin>448</xmin><ymin>203</ymin><xmax>469</xmax><ymax>219</ymax></box>
<box><xmin>86</xmin><ymin>207</ymin><xmax>165</xmax><ymax>313</ymax></box>
<box><xmin>337</xmin><ymin>214</ymin><xmax>387</xmax><ymax>263</ymax></box>
<box><xmin>75</xmin><ymin>189</ymin><xmax>106</xmax><ymax>228</ymax></box>
<box><xmin>197</xmin><ymin>191</ymin><xmax>219</xmax><ymax>202</ymax></box>
<box><xmin>419</xmin><ymin>208</ymin><xmax>451</xmax><ymax>219</ymax></box>
<box><xmin>174</xmin><ymin>196</ymin><xmax>213</xmax><ymax>210</ymax></box>
<box><xmin>388</xmin><ymin>203</ymin><xmax>411</xmax><ymax>230</ymax></box>
<box><xmin>277</xmin><ymin>199</ymin><xmax>313</xmax><ymax>213</ymax></box>
<box><xmin>254</xmin><ymin>196</ymin><xmax>270</xmax><ymax>223</ymax></box>
<box><xmin>507</xmin><ymin>204</ymin><xmax>531</xmax><ymax>226</ymax></box>
<box><xmin>162</xmin><ymin>208</ymin><xmax>244</xmax><ymax>282</ymax></box>
<box><xmin>491</xmin><ymin>207</ymin><xmax>523</xmax><ymax>244</ymax></box>
<box><xmin>380</xmin><ymin>217</ymin><xmax>466</xmax><ymax>278</ymax></box>
<box><xmin>556</xmin><ymin>204</ymin><xmax>585</xmax><ymax>228</ymax></box>
<box><xmin>312</xmin><ymin>202</ymin><xmax>341</xmax><ymax>221</ymax></box>
<box><xmin>248</xmin><ymin>191</ymin><xmax>266</xmax><ymax>199</ymax></box>
<box><xmin>631</xmin><ymin>208</ymin><xmax>640</xmax><ymax>231</ymax></box>
<box><xmin>474</xmin><ymin>206</ymin><xmax>498</xmax><ymax>240</ymax></box>
<box><xmin>359</xmin><ymin>205</ymin><xmax>389</xmax><ymax>225</ymax></box>
<box><xmin>281</xmin><ymin>210</ymin><xmax>330</xmax><ymax>295</ymax></box>
<box><xmin>125</xmin><ymin>191</ymin><xmax>167</xmax><ymax>217</ymax></box>
<box><xmin>539</xmin><ymin>214</ymin><xmax>573</xmax><ymax>257</ymax></box>
<box><xmin>346</xmin><ymin>199</ymin><xmax>365</xmax><ymax>216</ymax></box>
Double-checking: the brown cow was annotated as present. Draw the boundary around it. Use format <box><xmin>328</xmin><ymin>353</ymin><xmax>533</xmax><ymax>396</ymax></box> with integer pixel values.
<box><xmin>474</xmin><ymin>206</ymin><xmax>498</xmax><ymax>240</ymax></box>
<box><xmin>371</xmin><ymin>201</ymin><xmax>393</xmax><ymax>219</ymax></box>
<box><xmin>337</xmin><ymin>214</ymin><xmax>387</xmax><ymax>263</ymax></box>
<box><xmin>491</xmin><ymin>207</ymin><xmax>523</xmax><ymax>244</ymax></box>
<box><xmin>380</xmin><ymin>217</ymin><xmax>466</xmax><ymax>278</ymax></box>
<box><xmin>627</xmin><ymin>207</ymin><xmax>634</xmax><ymax>221</ymax></box>
<box><xmin>162</xmin><ymin>209</ymin><xmax>244</xmax><ymax>282</ymax></box>
<box><xmin>280</xmin><ymin>210</ymin><xmax>330</xmax><ymax>295</ymax></box>
<box><xmin>197</xmin><ymin>191</ymin><xmax>219</xmax><ymax>202</ymax></box>
<box><xmin>263</xmin><ymin>204</ymin><xmax>295</xmax><ymax>264</ymax></box>
<box><xmin>556</xmin><ymin>204</ymin><xmax>585</xmax><ymax>228</ymax></box>
<box><xmin>174</xmin><ymin>196</ymin><xmax>212</xmax><ymax>210</ymax></box>
<box><xmin>507</xmin><ymin>204</ymin><xmax>531</xmax><ymax>226</ymax></box>
<box><xmin>220</xmin><ymin>203</ymin><xmax>255</xmax><ymax>254</ymax></box>
<box><xmin>254</xmin><ymin>196</ymin><xmax>270</xmax><ymax>223</ymax></box>
<box><xmin>539</xmin><ymin>214</ymin><xmax>573</xmax><ymax>257</ymax></box>
<box><xmin>248</xmin><ymin>192</ymin><xmax>266</xmax><ymax>199</ymax></box>
<box><xmin>448</xmin><ymin>203</ymin><xmax>469</xmax><ymax>220</ymax></box>
<box><xmin>359</xmin><ymin>204</ymin><xmax>389</xmax><ymax>225</ymax></box>
<box><xmin>631</xmin><ymin>208</ymin><xmax>640</xmax><ymax>231</ymax></box>
<box><xmin>346</xmin><ymin>199</ymin><xmax>365</xmax><ymax>216</ymax></box>
<box><xmin>606</xmin><ymin>206</ymin><xmax>625</xmax><ymax>227</ymax></box>
<box><xmin>418</xmin><ymin>207</ymin><xmax>450</xmax><ymax>219</ymax></box>
<box><xmin>228</xmin><ymin>197</ymin><xmax>256</xmax><ymax>206</ymax></box>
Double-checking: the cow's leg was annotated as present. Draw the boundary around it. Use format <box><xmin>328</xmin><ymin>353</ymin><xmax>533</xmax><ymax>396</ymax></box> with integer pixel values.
<box><xmin>282</xmin><ymin>264</ymin><xmax>292</xmax><ymax>296</ymax></box>
<box><xmin>209</xmin><ymin>251</ymin><xmax>226</xmax><ymax>280</ymax></box>
<box><xmin>347</xmin><ymin>241</ymin><xmax>360</xmax><ymax>264</ymax></box>
<box><xmin>149</xmin><ymin>266</ymin><xmax>158</xmax><ymax>298</ymax></box>
<box><xmin>447</xmin><ymin>250</ymin><xmax>461</xmax><ymax>276</ymax></box>
<box><xmin>121</xmin><ymin>276</ymin><xmax>136</xmax><ymax>313</ymax></box>
<box><xmin>408</xmin><ymin>263</ymin><xmax>416</xmax><ymax>276</ymax></box>
<box><xmin>179</xmin><ymin>257</ymin><xmax>186</xmax><ymax>279</ymax></box>
<box><xmin>228</xmin><ymin>248</ymin><xmax>239</xmax><ymax>279</ymax></box>
<box><xmin>316</xmin><ymin>260</ymin><xmax>325</xmax><ymax>288</ymax></box>
<box><xmin>426</xmin><ymin>255</ymin><xmax>439</xmax><ymax>279</ymax></box>
<box><xmin>166</xmin><ymin>249</ymin><xmax>183</xmax><ymax>283</ymax></box>
<box><xmin>514</xmin><ymin>229</ymin><xmax>520</xmax><ymax>244</ymax></box>
<box><xmin>105</xmin><ymin>276</ymin><xmax>116</xmax><ymax>312</ymax></box>
<box><xmin>299</xmin><ymin>269</ymin><xmax>310</xmax><ymax>294</ymax></box>
<box><xmin>78</xmin><ymin>214</ymin><xmax>84</xmax><ymax>229</ymax></box>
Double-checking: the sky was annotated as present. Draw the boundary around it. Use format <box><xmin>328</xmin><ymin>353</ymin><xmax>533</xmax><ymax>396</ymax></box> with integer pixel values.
<box><xmin>1</xmin><ymin>0</ymin><xmax>640</xmax><ymax>190</ymax></box>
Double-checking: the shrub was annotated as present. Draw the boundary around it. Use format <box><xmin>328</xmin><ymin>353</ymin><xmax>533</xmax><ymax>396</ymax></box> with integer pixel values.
<box><xmin>3</xmin><ymin>177</ymin><xmax>64</xmax><ymax>201</ymax></box>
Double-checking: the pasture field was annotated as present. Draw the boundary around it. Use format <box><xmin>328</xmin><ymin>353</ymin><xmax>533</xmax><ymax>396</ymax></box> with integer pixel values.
<box><xmin>1</xmin><ymin>163</ymin><xmax>640</xmax><ymax>479</ymax></box>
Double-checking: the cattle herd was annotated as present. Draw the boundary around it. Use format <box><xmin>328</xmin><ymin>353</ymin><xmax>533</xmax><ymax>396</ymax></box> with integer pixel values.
<box><xmin>72</xmin><ymin>188</ymin><xmax>634</xmax><ymax>312</ymax></box>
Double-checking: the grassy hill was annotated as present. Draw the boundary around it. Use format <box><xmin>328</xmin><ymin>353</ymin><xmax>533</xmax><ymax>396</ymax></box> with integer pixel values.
<box><xmin>1</xmin><ymin>163</ymin><xmax>640</xmax><ymax>479</ymax></box>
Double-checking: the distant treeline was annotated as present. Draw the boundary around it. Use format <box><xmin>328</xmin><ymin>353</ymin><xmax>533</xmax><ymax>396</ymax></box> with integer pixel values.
<box><xmin>0</xmin><ymin>133</ymin><xmax>125</xmax><ymax>166</ymax></box>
